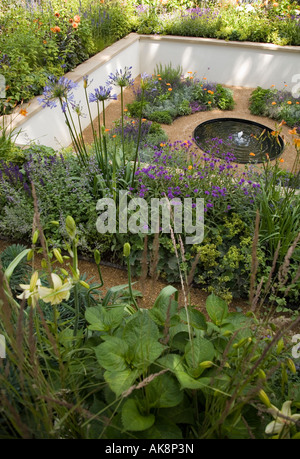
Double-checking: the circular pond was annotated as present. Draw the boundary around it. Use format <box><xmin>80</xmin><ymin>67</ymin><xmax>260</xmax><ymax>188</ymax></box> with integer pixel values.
<box><xmin>193</xmin><ymin>118</ymin><xmax>285</xmax><ymax>164</ymax></box>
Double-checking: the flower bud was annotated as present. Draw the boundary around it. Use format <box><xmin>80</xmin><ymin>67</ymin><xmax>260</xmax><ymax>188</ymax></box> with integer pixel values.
<box><xmin>60</xmin><ymin>268</ymin><xmax>69</xmax><ymax>277</ymax></box>
<box><xmin>79</xmin><ymin>280</ymin><xmax>90</xmax><ymax>289</ymax></box>
<box><xmin>286</xmin><ymin>358</ymin><xmax>296</xmax><ymax>374</ymax></box>
<box><xmin>258</xmin><ymin>389</ymin><xmax>271</xmax><ymax>408</ymax></box>
<box><xmin>257</xmin><ymin>369</ymin><xmax>267</xmax><ymax>380</ymax></box>
<box><xmin>123</xmin><ymin>243</ymin><xmax>131</xmax><ymax>258</ymax></box>
<box><xmin>53</xmin><ymin>248</ymin><xmax>64</xmax><ymax>264</ymax></box>
<box><xmin>29</xmin><ymin>271</ymin><xmax>39</xmax><ymax>291</ymax></box>
<box><xmin>276</xmin><ymin>338</ymin><xmax>284</xmax><ymax>354</ymax></box>
<box><xmin>199</xmin><ymin>361</ymin><xmax>214</xmax><ymax>369</ymax></box>
<box><xmin>65</xmin><ymin>216</ymin><xmax>76</xmax><ymax>240</ymax></box>
<box><xmin>41</xmin><ymin>258</ymin><xmax>47</xmax><ymax>269</ymax></box>
<box><xmin>94</xmin><ymin>249</ymin><xmax>101</xmax><ymax>265</ymax></box>
<box><xmin>32</xmin><ymin>230</ymin><xmax>39</xmax><ymax>245</ymax></box>
<box><xmin>27</xmin><ymin>249</ymin><xmax>34</xmax><ymax>261</ymax></box>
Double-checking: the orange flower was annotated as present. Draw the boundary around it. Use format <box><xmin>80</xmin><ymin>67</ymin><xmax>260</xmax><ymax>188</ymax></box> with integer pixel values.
<box><xmin>293</xmin><ymin>138</ymin><xmax>300</xmax><ymax>148</ymax></box>
<box><xmin>72</xmin><ymin>22</ymin><xmax>78</xmax><ymax>28</ymax></box>
<box><xmin>160</xmin><ymin>143</ymin><xmax>166</xmax><ymax>147</ymax></box>
<box><xmin>188</xmin><ymin>165</ymin><xmax>193</xmax><ymax>170</ymax></box>
<box><xmin>168</xmin><ymin>88</ymin><xmax>172</xmax><ymax>91</ymax></box>
<box><xmin>207</xmin><ymin>101</ymin><xmax>212</xmax><ymax>104</ymax></box>
<box><xmin>187</xmin><ymin>71</ymin><xmax>193</xmax><ymax>74</ymax></box>
<box><xmin>51</xmin><ymin>26</ymin><xmax>61</xmax><ymax>33</ymax></box>
<box><xmin>43</xmin><ymin>40</ymin><xmax>47</xmax><ymax>44</ymax></box>
<box><xmin>166</xmin><ymin>83</ymin><xmax>171</xmax><ymax>86</ymax></box>
<box><xmin>289</xmin><ymin>127</ymin><xmax>297</xmax><ymax>135</ymax></box>
<box><xmin>249</xmin><ymin>152</ymin><xmax>256</xmax><ymax>157</ymax></box>
<box><xmin>287</xmin><ymin>101</ymin><xmax>292</xmax><ymax>104</ymax></box>
<box><xmin>158</xmin><ymin>77</ymin><xmax>162</xmax><ymax>80</ymax></box>
<box><xmin>271</xmin><ymin>101</ymin><xmax>276</xmax><ymax>105</ymax></box>
<box><xmin>266</xmin><ymin>153</ymin><xmax>270</xmax><ymax>160</ymax></box>
<box><xmin>124</xmin><ymin>109</ymin><xmax>128</xmax><ymax>112</ymax></box>
<box><xmin>208</xmin><ymin>90</ymin><xmax>214</xmax><ymax>94</ymax></box>
<box><xmin>279</xmin><ymin>158</ymin><xmax>284</xmax><ymax>162</ymax></box>
<box><xmin>279</xmin><ymin>120</ymin><xmax>286</xmax><ymax>126</ymax></box>
<box><xmin>105</xmin><ymin>128</ymin><xmax>110</xmax><ymax>132</ymax></box>
<box><xmin>142</xmin><ymin>118</ymin><xmax>147</xmax><ymax>122</ymax></box>
<box><xmin>73</xmin><ymin>15</ymin><xmax>81</xmax><ymax>23</ymax></box>
<box><xmin>19</xmin><ymin>109</ymin><xmax>28</xmax><ymax>117</ymax></box>
<box><xmin>203</xmin><ymin>77</ymin><xmax>207</xmax><ymax>80</ymax></box>
<box><xmin>54</xmin><ymin>11</ymin><xmax>60</xmax><ymax>17</ymax></box>
<box><xmin>112</xmin><ymin>135</ymin><xmax>117</xmax><ymax>138</ymax></box>
<box><xmin>270</xmin><ymin>84</ymin><xmax>275</xmax><ymax>87</ymax></box>
<box><xmin>69</xmin><ymin>18</ymin><xmax>73</xmax><ymax>23</ymax></box>
<box><xmin>296</xmin><ymin>102</ymin><xmax>300</xmax><ymax>105</ymax></box>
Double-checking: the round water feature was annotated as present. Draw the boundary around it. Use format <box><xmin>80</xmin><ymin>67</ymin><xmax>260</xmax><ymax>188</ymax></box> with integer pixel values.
<box><xmin>193</xmin><ymin>118</ymin><xmax>285</xmax><ymax>164</ymax></box>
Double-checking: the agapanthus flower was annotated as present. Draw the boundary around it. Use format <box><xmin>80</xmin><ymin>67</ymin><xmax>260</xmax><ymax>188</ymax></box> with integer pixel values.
<box><xmin>106</xmin><ymin>66</ymin><xmax>134</xmax><ymax>88</ymax></box>
<box><xmin>38</xmin><ymin>75</ymin><xmax>78</xmax><ymax>112</ymax></box>
<box><xmin>89</xmin><ymin>85</ymin><xmax>117</xmax><ymax>103</ymax></box>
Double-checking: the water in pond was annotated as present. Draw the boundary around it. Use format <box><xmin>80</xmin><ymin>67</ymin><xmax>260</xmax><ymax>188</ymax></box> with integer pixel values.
<box><xmin>193</xmin><ymin>118</ymin><xmax>284</xmax><ymax>164</ymax></box>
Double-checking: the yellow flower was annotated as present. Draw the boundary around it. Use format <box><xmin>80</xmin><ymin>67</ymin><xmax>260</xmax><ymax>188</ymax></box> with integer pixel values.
<box><xmin>188</xmin><ymin>165</ymin><xmax>193</xmax><ymax>170</ymax></box>
<box><xmin>38</xmin><ymin>273</ymin><xmax>73</xmax><ymax>305</ymax></box>
<box><xmin>17</xmin><ymin>271</ymin><xmax>41</xmax><ymax>308</ymax></box>
<box><xmin>265</xmin><ymin>401</ymin><xmax>300</xmax><ymax>438</ymax></box>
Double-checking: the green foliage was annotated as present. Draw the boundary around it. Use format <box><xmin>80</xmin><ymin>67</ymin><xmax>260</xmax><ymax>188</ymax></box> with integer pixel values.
<box><xmin>147</xmin><ymin>110</ymin><xmax>174</xmax><ymax>125</ymax></box>
<box><xmin>0</xmin><ymin>244</ymin><xmax>31</xmax><ymax>295</ymax></box>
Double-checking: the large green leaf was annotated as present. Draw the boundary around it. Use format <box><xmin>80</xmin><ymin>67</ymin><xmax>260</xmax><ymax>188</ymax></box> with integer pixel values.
<box><xmin>205</xmin><ymin>293</ymin><xmax>228</xmax><ymax>325</ymax></box>
<box><xmin>95</xmin><ymin>337</ymin><xmax>128</xmax><ymax>372</ymax></box>
<box><xmin>146</xmin><ymin>372</ymin><xmax>183</xmax><ymax>408</ymax></box>
<box><xmin>184</xmin><ymin>337</ymin><xmax>215</xmax><ymax>378</ymax></box>
<box><xmin>179</xmin><ymin>308</ymin><xmax>207</xmax><ymax>331</ymax></box>
<box><xmin>148</xmin><ymin>285</ymin><xmax>178</xmax><ymax>327</ymax></box>
<box><xmin>185</xmin><ymin>337</ymin><xmax>215</xmax><ymax>368</ymax></box>
<box><xmin>85</xmin><ymin>305</ymin><xmax>124</xmax><ymax>332</ymax></box>
<box><xmin>121</xmin><ymin>399</ymin><xmax>155</xmax><ymax>432</ymax></box>
<box><xmin>104</xmin><ymin>368</ymin><xmax>140</xmax><ymax>397</ymax></box>
<box><xmin>132</xmin><ymin>339</ymin><xmax>165</xmax><ymax>370</ymax></box>
<box><xmin>4</xmin><ymin>249</ymin><xmax>31</xmax><ymax>283</ymax></box>
<box><xmin>157</xmin><ymin>354</ymin><xmax>210</xmax><ymax>390</ymax></box>
<box><xmin>135</xmin><ymin>416</ymin><xmax>183</xmax><ymax>439</ymax></box>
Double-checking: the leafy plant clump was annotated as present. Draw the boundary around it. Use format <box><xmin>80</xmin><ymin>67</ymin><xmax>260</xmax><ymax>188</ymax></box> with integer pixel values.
<box><xmin>249</xmin><ymin>86</ymin><xmax>300</xmax><ymax>131</ymax></box>
<box><xmin>127</xmin><ymin>64</ymin><xmax>234</xmax><ymax>124</ymax></box>
<box><xmin>1</xmin><ymin>217</ymin><xmax>300</xmax><ymax>439</ymax></box>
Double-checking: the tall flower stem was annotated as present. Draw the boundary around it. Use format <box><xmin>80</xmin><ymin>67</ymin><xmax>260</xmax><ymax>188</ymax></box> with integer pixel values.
<box><xmin>131</xmin><ymin>87</ymin><xmax>145</xmax><ymax>188</ymax></box>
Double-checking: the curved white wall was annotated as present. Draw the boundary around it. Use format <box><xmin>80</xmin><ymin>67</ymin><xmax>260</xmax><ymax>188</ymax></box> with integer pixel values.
<box><xmin>3</xmin><ymin>33</ymin><xmax>299</xmax><ymax>149</ymax></box>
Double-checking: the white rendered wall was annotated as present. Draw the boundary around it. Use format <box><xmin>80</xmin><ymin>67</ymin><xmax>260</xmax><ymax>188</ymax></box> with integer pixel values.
<box><xmin>139</xmin><ymin>35</ymin><xmax>300</xmax><ymax>89</ymax></box>
<box><xmin>9</xmin><ymin>34</ymin><xmax>140</xmax><ymax>149</ymax></box>
<box><xmin>4</xmin><ymin>33</ymin><xmax>299</xmax><ymax>149</ymax></box>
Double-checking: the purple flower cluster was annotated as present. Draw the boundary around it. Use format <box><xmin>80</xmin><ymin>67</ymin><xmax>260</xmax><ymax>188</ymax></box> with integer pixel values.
<box><xmin>89</xmin><ymin>85</ymin><xmax>117</xmax><ymax>103</ymax></box>
<box><xmin>38</xmin><ymin>75</ymin><xmax>78</xmax><ymax>112</ymax></box>
<box><xmin>133</xmin><ymin>138</ymin><xmax>261</xmax><ymax>215</ymax></box>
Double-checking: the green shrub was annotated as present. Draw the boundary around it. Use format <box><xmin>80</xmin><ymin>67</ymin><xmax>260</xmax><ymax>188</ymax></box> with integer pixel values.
<box><xmin>147</xmin><ymin>110</ymin><xmax>174</xmax><ymax>125</ymax></box>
